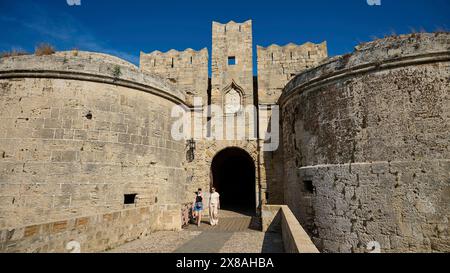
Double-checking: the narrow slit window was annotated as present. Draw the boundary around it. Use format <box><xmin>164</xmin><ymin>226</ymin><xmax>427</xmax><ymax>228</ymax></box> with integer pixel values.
<box><xmin>171</xmin><ymin>58</ymin><xmax>174</xmax><ymax>68</ymax></box>
<box><xmin>190</xmin><ymin>56</ymin><xmax>193</xmax><ymax>64</ymax></box>
<box><xmin>228</xmin><ymin>56</ymin><xmax>236</xmax><ymax>66</ymax></box>
<box><xmin>124</xmin><ymin>194</ymin><xmax>137</xmax><ymax>205</ymax></box>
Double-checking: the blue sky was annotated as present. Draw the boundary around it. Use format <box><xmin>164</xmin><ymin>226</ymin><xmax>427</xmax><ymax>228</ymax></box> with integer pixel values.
<box><xmin>1</xmin><ymin>0</ymin><xmax>449</xmax><ymax>69</ymax></box>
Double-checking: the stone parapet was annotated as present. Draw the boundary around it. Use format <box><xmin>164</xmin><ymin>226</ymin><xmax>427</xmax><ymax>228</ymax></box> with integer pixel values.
<box><xmin>0</xmin><ymin>204</ymin><xmax>181</xmax><ymax>253</ymax></box>
<box><xmin>0</xmin><ymin>51</ymin><xmax>186</xmax><ymax>105</ymax></box>
<box><xmin>262</xmin><ymin>205</ymin><xmax>319</xmax><ymax>253</ymax></box>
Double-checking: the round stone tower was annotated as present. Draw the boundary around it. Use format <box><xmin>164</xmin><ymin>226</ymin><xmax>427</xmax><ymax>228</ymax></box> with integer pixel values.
<box><xmin>279</xmin><ymin>33</ymin><xmax>450</xmax><ymax>253</ymax></box>
<box><xmin>0</xmin><ymin>51</ymin><xmax>186</xmax><ymax>251</ymax></box>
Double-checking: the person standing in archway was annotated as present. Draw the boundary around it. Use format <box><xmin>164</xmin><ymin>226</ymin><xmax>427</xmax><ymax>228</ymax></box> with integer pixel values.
<box><xmin>209</xmin><ymin>187</ymin><xmax>220</xmax><ymax>226</ymax></box>
<box><xmin>192</xmin><ymin>189</ymin><xmax>204</xmax><ymax>227</ymax></box>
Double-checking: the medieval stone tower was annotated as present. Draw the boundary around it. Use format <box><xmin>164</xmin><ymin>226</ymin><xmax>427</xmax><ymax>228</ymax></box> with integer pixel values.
<box><xmin>211</xmin><ymin>20</ymin><xmax>254</xmax><ymax>114</ymax></box>
<box><xmin>141</xmin><ymin>20</ymin><xmax>327</xmax><ymax>212</ymax></box>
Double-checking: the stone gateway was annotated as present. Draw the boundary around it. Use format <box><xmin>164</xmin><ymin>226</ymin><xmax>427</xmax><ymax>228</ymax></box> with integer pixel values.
<box><xmin>0</xmin><ymin>20</ymin><xmax>448</xmax><ymax>253</ymax></box>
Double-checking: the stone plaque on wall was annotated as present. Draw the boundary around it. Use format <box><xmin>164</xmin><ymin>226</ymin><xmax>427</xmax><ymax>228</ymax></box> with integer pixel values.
<box><xmin>224</xmin><ymin>88</ymin><xmax>241</xmax><ymax>114</ymax></box>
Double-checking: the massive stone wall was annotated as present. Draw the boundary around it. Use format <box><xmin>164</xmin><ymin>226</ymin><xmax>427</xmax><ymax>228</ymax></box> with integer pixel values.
<box><xmin>140</xmin><ymin>48</ymin><xmax>209</xmax><ymax>105</ymax></box>
<box><xmin>257</xmin><ymin>42</ymin><xmax>327</xmax><ymax>104</ymax></box>
<box><xmin>257</xmin><ymin>42</ymin><xmax>327</xmax><ymax>205</ymax></box>
<box><xmin>0</xmin><ymin>52</ymin><xmax>186</xmax><ymax>251</ymax></box>
<box><xmin>279</xmin><ymin>33</ymin><xmax>450</xmax><ymax>253</ymax></box>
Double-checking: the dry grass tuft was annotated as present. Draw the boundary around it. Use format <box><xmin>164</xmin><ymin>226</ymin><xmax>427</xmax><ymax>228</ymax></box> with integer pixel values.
<box><xmin>0</xmin><ymin>49</ymin><xmax>30</xmax><ymax>58</ymax></box>
<box><xmin>35</xmin><ymin>43</ymin><xmax>56</xmax><ymax>56</ymax></box>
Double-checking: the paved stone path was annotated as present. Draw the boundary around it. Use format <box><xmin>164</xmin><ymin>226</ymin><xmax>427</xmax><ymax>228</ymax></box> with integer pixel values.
<box><xmin>174</xmin><ymin>232</ymin><xmax>235</xmax><ymax>253</ymax></box>
<box><xmin>184</xmin><ymin>212</ymin><xmax>260</xmax><ymax>232</ymax></box>
<box><xmin>107</xmin><ymin>210</ymin><xmax>284</xmax><ymax>253</ymax></box>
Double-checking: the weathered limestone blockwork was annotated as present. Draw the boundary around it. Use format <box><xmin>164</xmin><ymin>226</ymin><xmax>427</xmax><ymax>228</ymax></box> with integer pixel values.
<box><xmin>262</xmin><ymin>145</ymin><xmax>285</xmax><ymax>205</ymax></box>
<box><xmin>182</xmin><ymin>140</ymin><xmax>262</xmax><ymax>207</ymax></box>
<box><xmin>140</xmin><ymin>48</ymin><xmax>209</xmax><ymax>105</ymax></box>
<box><xmin>279</xmin><ymin>33</ymin><xmax>450</xmax><ymax>253</ymax></box>
<box><xmin>257</xmin><ymin>42</ymin><xmax>327</xmax><ymax>104</ymax></box>
<box><xmin>259</xmin><ymin>105</ymin><xmax>285</xmax><ymax>205</ymax></box>
<box><xmin>0</xmin><ymin>204</ymin><xmax>180</xmax><ymax>253</ymax></box>
<box><xmin>257</xmin><ymin>42</ymin><xmax>327</xmax><ymax>205</ymax></box>
<box><xmin>0</xmin><ymin>53</ymin><xmax>186</xmax><ymax>237</ymax></box>
<box><xmin>296</xmin><ymin>161</ymin><xmax>449</xmax><ymax>253</ymax></box>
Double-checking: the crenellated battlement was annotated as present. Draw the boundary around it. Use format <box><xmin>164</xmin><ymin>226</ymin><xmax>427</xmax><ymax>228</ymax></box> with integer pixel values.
<box><xmin>140</xmin><ymin>48</ymin><xmax>209</xmax><ymax>105</ymax></box>
<box><xmin>257</xmin><ymin>41</ymin><xmax>327</xmax><ymax>104</ymax></box>
<box><xmin>257</xmin><ymin>41</ymin><xmax>327</xmax><ymax>60</ymax></box>
<box><xmin>141</xmin><ymin>47</ymin><xmax>208</xmax><ymax>63</ymax></box>
<box><xmin>212</xmin><ymin>20</ymin><xmax>252</xmax><ymax>33</ymax></box>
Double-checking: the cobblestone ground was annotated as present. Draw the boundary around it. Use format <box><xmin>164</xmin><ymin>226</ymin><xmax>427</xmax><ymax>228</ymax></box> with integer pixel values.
<box><xmin>108</xmin><ymin>230</ymin><xmax>283</xmax><ymax>253</ymax></box>
<box><xmin>107</xmin><ymin>210</ymin><xmax>284</xmax><ymax>253</ymax></box>
<box><xmin>218</xmin><ymin>232</ymin><xmax>284</xmax><ymax>253</ymax></box>
<box><xmin>107</xmin><ymin>231</ymin><xmax>202</xmax><ymax>253</ymax></box>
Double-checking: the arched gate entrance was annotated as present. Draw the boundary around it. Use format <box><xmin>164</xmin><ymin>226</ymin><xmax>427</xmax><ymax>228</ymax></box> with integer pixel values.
<box><xmin>211</xmin><ymin>147</ymin><xmax>256</xmax><ymax>215</ymax></box>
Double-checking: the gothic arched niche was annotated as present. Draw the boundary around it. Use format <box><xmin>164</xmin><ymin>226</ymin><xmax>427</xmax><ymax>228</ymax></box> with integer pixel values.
<box><xmin>223</xmin><ymin>81</ymin><xmax>244</xmax><ymax>115</ymax></box>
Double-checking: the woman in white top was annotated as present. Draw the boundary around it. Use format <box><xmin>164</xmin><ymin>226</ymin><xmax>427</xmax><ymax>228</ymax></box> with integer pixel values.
<box><xmin>209</xmin><ymin>187</ymin><xmax>220</xmax><ymax>226</ymax></box>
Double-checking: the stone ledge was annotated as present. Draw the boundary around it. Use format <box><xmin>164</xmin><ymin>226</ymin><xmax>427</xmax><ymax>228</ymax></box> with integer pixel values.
<box><xmin>280</xmin><ymin>51</ymin><xmax>450</xmax><ymax>105</ymax></box>
<box><xmin>298</xmin><ymin>159</ymin><xmax>450</xmax><ymax>171</ymax></box>
<box><xmin>0</xmin><ymin>51</ymin><xmax>187</xmax><ymax>106</ymax></box>
<box><xmin>0</xmin><ymin>69</ymin><xmax>186</xmax><ymax>106</ymax></box>
<box><xmin>280</xmin><ymin>32</ymin><xmax>450</xmax><ymax>105</ymax></box>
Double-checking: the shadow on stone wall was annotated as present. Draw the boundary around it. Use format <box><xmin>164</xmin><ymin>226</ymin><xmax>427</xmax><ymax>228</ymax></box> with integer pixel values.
<box><xmin>262</xmin><ymin>115</ymin><xmax>285</xmax><ymax>205</ymax></box>
<box><xmin>262</xmin><ymin>232</ymin><xmax>285</xmax><ymax>253</ymax></box>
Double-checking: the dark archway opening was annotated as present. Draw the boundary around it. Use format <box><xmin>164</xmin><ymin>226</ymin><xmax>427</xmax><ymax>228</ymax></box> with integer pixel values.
<box><xmin>211</xmin><ymin>147</ymin><xmax>256</xmax><ymax>215</ymax></box>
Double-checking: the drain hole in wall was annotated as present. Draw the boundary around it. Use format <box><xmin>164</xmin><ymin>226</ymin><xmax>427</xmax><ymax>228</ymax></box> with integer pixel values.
<box><xmin>85</xmin><ymin>111</ymin><xmax>93</xmax><ymax>120</ymax></box>
<box><xmin>124</xmin><ymin>194</ymin><xmax>137</xmax><ymax>205</ymax></box>
<box><xmin>303</xmin><ymin>180</ymin><xmax>315</xmax><ymax>194</ymax></box>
